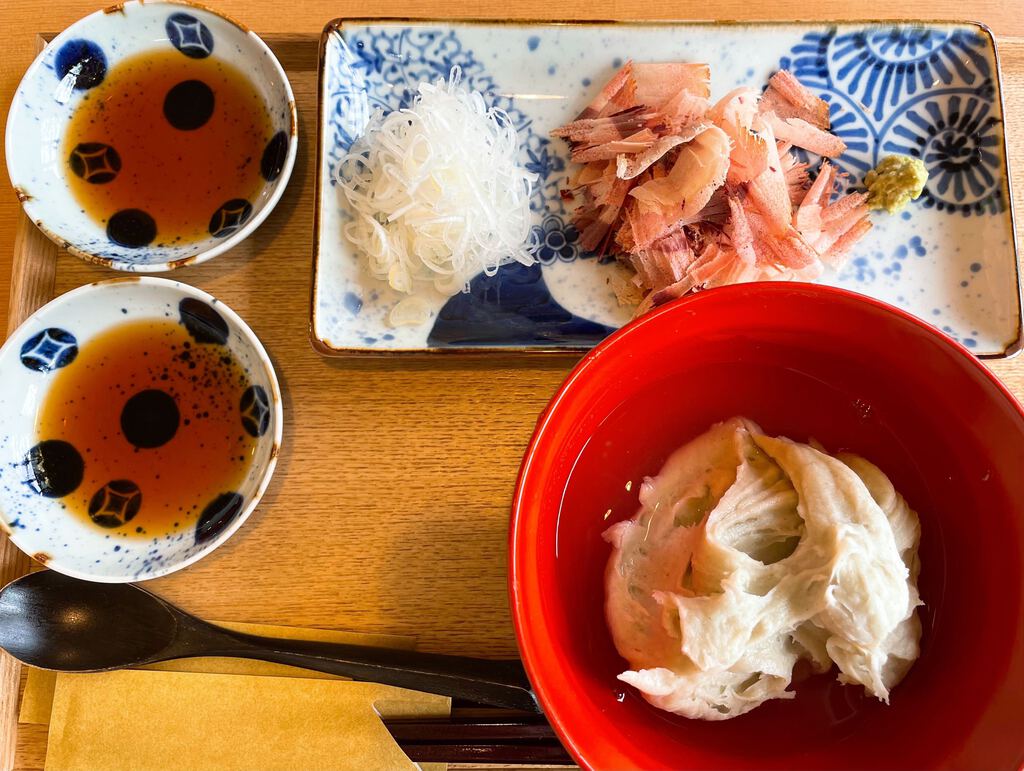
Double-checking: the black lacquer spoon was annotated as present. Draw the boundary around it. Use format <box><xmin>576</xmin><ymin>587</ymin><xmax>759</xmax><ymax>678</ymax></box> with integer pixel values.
<box><xmin>0</xmin><ymin>570</ymin><xmax>540</xmax><ymax>713</ymax></box>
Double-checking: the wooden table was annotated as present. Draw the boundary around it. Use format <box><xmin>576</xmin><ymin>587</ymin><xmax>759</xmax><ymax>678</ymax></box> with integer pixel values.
<box><xmin>0</xmin><ymin>2</ymin><xmax>1021</xmax><ymax>770</ymax></box>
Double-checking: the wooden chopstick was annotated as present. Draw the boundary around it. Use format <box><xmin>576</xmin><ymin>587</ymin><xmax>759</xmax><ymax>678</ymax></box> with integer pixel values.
<box><xmin>383</xmin><ymin>713</ymin><xmax>574</xmax><ymax>765</ymax></box>
<box><xmin>386</xmin><ymin>719</ymin><xmax>560</xmax><ymax>742</ymax></box>
<box><xmin>393</xmin><ymin>742</ymin><xmax>574</xmax><ymax>764</ymax></box>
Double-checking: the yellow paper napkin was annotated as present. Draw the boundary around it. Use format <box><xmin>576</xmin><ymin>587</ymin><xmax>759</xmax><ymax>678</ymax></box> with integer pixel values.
<box><xmin>21</xmin><ymin>621</ymin><xmax>448</xmax><ymax>771</ymax></box>
<box><xmin>45</xmin><ymin>669</ymin><xmax>449</xmax><ymax>771</ymax></box>
<box><xmin>20</xmin><ymin>620</ymin><xmax>415</xmax><ymax>725</ymax></box>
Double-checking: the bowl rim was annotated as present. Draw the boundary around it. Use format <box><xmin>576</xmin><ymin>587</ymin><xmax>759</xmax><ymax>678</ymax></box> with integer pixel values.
<box><xmin>4</xmin><ymin>0</ymin><xmax>298</xmax><ymax>273</ymax></box>
<box><xmin>0</xmin><ymin>276</ymin><xmax>284</xmax><ymax>582</ymax></box>
<box><xmin>507</xmin><ymin>281</ymin><xmax>1024</xmax><ymax>769</ymax></box>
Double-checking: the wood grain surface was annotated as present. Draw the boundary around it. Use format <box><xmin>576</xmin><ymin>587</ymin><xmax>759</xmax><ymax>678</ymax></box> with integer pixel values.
<box><xmin>0</xmin><ymin>2</ymin><xmax>1021</xmax><ymax>770</ymax></box>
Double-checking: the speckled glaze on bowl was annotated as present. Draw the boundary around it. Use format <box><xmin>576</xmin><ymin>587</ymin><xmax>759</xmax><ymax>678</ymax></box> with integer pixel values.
<box><xmin>0</xmin><ymin>278</ymin><xmax>282</xmax><ymax>582</ymax></box>
<box><xmin>5</xmin><ymin>1</ymin><xmax>297</xmax><ymax>272</ymax></box>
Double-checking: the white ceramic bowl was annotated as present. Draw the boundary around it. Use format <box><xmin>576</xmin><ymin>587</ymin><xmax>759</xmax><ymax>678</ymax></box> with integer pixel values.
<box><xmin>5</xmin><ymin>1</ymin><xmax>297</xmax><ymax>272</ymax></box>
<box><xmin>0</xmin><ymin>278</ymin><xmax>283</xmax><ymax>581</ymax></box>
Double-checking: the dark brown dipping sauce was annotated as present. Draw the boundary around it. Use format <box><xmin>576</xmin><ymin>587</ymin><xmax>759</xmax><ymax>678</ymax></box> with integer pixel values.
<box><xmin>35</xmin><ymin>319</ymin><xmax>258</xmax><ymax>537</ymax></box>
<box><xmin>62</xmin><ymin>49</ymin><xmax>273</xmax><ymax>246</ymax></box>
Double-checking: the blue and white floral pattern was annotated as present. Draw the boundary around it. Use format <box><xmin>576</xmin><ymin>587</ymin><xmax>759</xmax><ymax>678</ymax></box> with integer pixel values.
<box><xmin>326</xmin><ymin>27</ymin><xmax>569</xmax><ymax>219</ymax></box>
<box><xmin>315</xmin><ymin>21</ymin><xmax>1019</xmax><ymax>356</ymax></box>
<box><xmin>322</xmin><ymin>24</ymin><xmax>592</xmax><ymax>347</ymax></box>
<box><xmin>882</xmin><ymin>94</ymin><xmax>1004</xmax><ymax>215</ymax></box>
<box><xmin>779</xmin><ymin>27</ymin><xmax>1006</xmax><ymax>214</ymax></box>
<box><xmin>531</xmin><ymin>215</ymin><xmax>579</xmax><ymax>264</ymax></box>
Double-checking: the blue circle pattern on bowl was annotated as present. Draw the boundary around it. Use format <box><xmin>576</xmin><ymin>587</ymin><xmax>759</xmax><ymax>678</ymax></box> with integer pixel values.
<box><xmin>54</xmin><ymin>39</ymin><xmax>107</xmax><ymax>89</ymax></box>
<box><xmin>319</xmin><ymin>22</ymin><xmax>1016</xmax><ymax>353</ymax></box>
<box><xmin>18</xmin><ymin>302</ymin><xmax>252</xmax><ymax>549</ymax></box>
<box><xmin>68</xmin><ymin>142</ymin><xmax>122</xmax><ymax>184</ymax></box>
<box><xmin>6</xmin><ymin>2</ymin><xmax>295</xmax><ymax>271</ymax></box>
<box><xmin>0</xmin><ymin>279</ymin><xmax>281</xmax><ymax>582</ymax></box>
<box><xmin>166</xmin><ymin>12</ymin><xmax>215</xmax><ymax>59</ymax></box>
<box><xmin>20</xmin><ymin>328</ymin><xmax>79</xmax><ymax>372</ymax></box>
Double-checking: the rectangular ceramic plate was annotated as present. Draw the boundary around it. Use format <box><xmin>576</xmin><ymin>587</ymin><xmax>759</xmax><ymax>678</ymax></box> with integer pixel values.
<box><xmin>313</xmin><ymin>19</ymin><xmax>1020</xmax><ymax>356</ymax></box>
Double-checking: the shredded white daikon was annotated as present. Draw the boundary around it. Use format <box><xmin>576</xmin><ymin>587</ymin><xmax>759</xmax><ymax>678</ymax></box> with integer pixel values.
<box><xmin>336</xmin><ymin>67</ymin><xmax>537</xmax><ymax>310</ymax></box>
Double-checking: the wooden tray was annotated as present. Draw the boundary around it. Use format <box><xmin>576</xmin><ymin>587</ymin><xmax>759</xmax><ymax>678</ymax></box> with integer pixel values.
<box><xmin>2</xmin><ymin>29</ymin><xmax>1023</xmax><ymax>771</ymax></box>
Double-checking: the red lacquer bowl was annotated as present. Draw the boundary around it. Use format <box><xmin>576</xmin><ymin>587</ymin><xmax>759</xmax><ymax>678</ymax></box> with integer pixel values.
<box><xmin>510</xmin><ymin>283</ymin><xmax>1024</xmax><ymax>771</ymax></box>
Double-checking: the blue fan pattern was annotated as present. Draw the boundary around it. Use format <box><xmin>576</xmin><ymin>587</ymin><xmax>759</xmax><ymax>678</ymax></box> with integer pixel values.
<box><xmin>779</xmin><ymin>26</ymin><xmax>1006</xmax><ymax>215</ymax></box>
